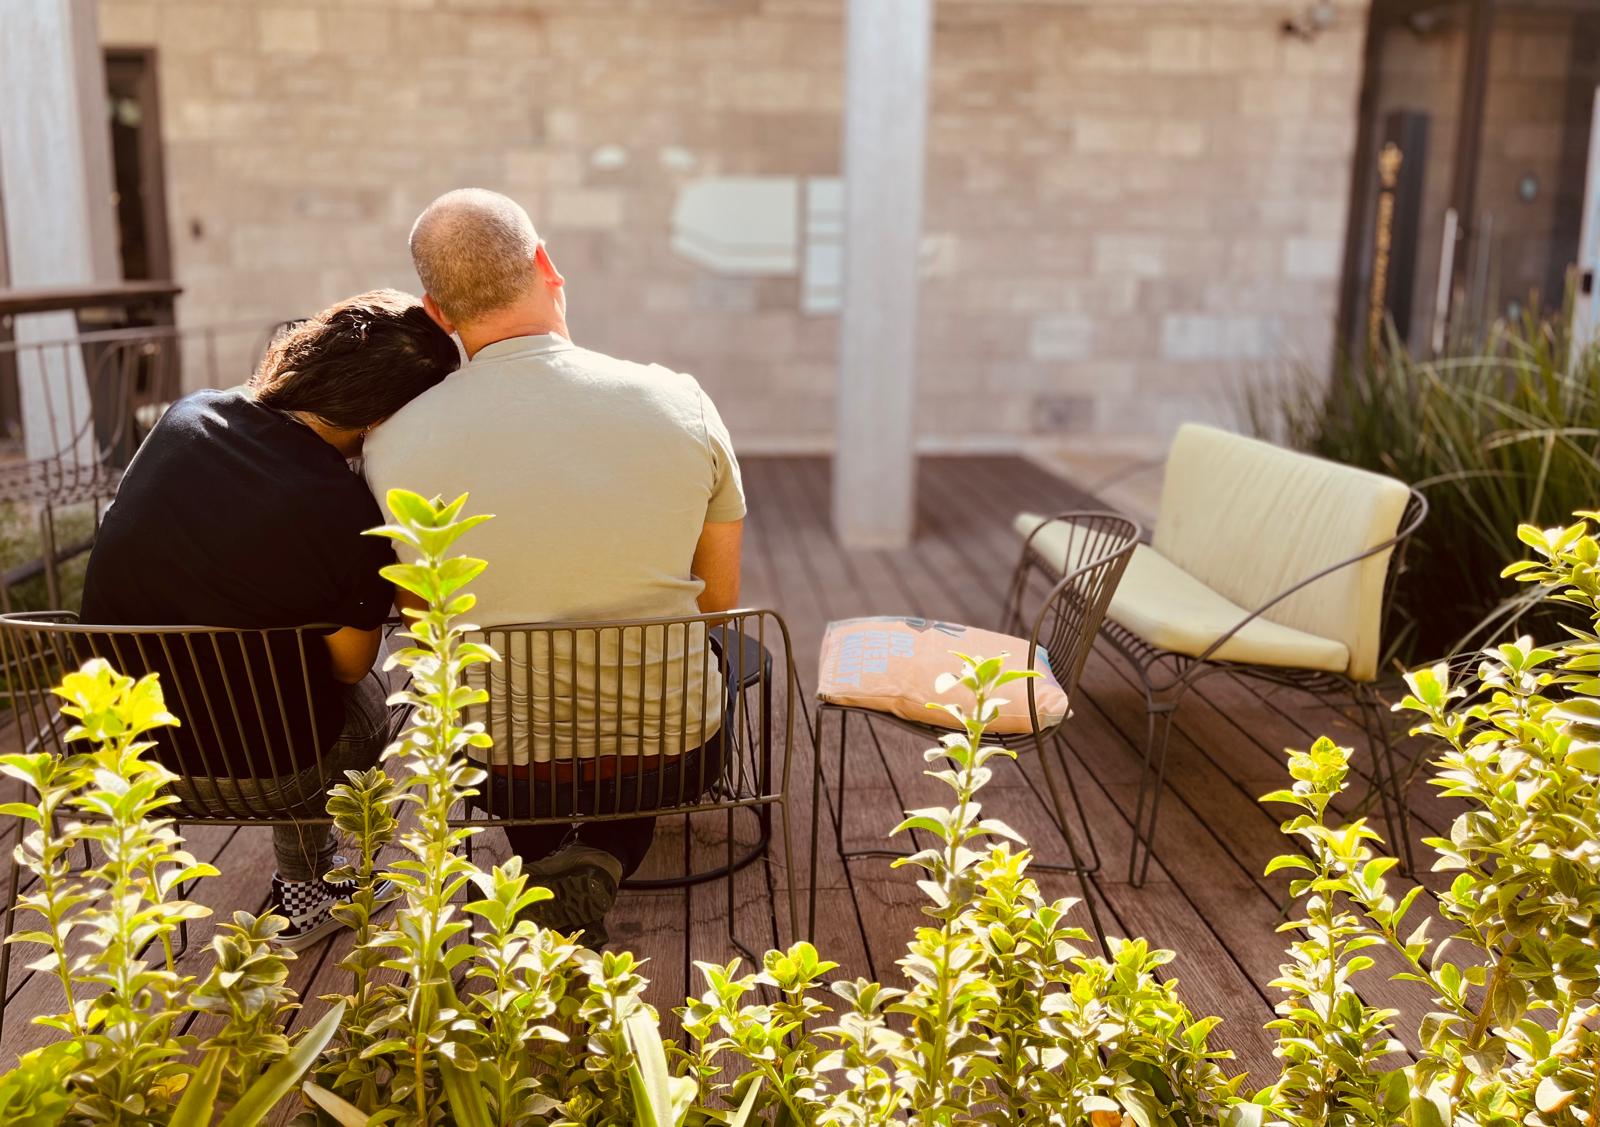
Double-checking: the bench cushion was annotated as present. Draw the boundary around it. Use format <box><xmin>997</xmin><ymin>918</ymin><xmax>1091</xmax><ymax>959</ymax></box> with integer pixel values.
<box><xmin>1154</xmin><ymin>425</ymin><xmax>1407</xmax><ymax>681</ymax></box>
<box><xmin>1012</xmin><ymin>517</ymin><xmax>1350</xmax><ymax>672</ymax></box>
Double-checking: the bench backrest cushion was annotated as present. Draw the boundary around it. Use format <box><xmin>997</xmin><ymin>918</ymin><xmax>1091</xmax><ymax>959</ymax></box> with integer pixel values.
<box><xmin>1152</xmin><ymin>423</ymin><xmax>1410</xmax><ymax>681</ymax></box>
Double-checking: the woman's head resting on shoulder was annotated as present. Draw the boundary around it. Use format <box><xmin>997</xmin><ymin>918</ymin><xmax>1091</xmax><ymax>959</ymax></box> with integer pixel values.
<box><xmin>249</xmin><ymin>289</ymin><xmax>461</xmax><ymax>457</ymax></box>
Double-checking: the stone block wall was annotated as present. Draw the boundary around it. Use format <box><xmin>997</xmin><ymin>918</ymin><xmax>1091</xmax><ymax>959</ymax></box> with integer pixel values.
<box><xmin>97</xmin><ymin>0</ymin><xmax>1372</xmax><ymax>449</ymax></box>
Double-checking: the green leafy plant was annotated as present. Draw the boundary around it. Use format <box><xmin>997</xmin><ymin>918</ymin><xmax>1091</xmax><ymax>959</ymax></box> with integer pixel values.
<box><xmin>1241</xmin><ymin>298</ymin><xmax>1600</xmax><ymax>661</ymax></box>
<box><xmin>0</xmin><ymin>660</ymin><xmax>341</xmax><ymax>1124</ymax></box>
<box><xmin>1255</xmin><ymin>739</ymin><xmax>1407</xmax><ymax>1127</ymax></box>
<box><xmin>1249</xmin><ymin>513</ymin><xmax>1600</xmax><ymax>1127</ymax></box>
<box><xmin>677</xmin><ymin>654</ymin><xmax>1242</xmax><ymax>1127</ymax></box>
<box><xmin>12</xmin><ymin>490</ymin><xmax>1600</xmax><ymax>1127</ymax></box>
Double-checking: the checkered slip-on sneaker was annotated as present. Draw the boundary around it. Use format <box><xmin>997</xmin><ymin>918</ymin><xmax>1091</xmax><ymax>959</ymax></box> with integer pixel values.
<box><xmin>271</xmin><ymin>859</ymin><xmax>396</xmax><ymax>951</ymax></box>
<box><xmin>521</xmin><ymin>842</ymin><xmax>624</xmax><ymax>947</ymax></box>
<box><xmin>271</xmin><ymin>873</ymin><xmax>345</xmax><ymax>950</ymax></box>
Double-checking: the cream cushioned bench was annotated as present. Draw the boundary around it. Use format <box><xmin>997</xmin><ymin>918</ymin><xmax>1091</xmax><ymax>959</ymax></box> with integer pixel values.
<box><xmin>1012</xmin><ymin>422</ymin><xmax>1424</xmax><ymax>884</ymax></box>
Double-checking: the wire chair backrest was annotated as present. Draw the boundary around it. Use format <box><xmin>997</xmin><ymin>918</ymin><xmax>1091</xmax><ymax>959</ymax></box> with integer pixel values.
<box><xmin>1003</xmin><ymin>512</ymin><xmax>1140</xmax><ymax>721</ymax></box>
<box><xmin>1378</xmin><ymin>488</ymin><xmax>1429</xmax><ymax>661</ymax></box>
<box><xmin>461</xmin><ymin>609</ymin><xmax>795</xmax><ymax>826</ymax></box>
<box><xmin>0</xmin><ymin>612</ymin><xmax>340</xmax><ymax>824</ymax></box>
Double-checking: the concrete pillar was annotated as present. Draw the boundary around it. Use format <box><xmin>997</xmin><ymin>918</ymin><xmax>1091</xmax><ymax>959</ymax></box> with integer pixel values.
<box><xmin>832</xmin><ymin>0</ymin><xmax>932</xmax><ymax>549</ymax></box>
<box><xmin>0</xmin><ymin>0</ymin><xmax>118</xmax><ymax>462</ymax></box>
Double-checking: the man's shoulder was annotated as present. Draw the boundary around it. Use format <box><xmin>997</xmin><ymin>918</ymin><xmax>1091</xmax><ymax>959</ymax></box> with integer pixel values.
<box><xmin>561</xmin><ymin>346</ymin><xmax>705</xmax><ymax>399</ymax></box>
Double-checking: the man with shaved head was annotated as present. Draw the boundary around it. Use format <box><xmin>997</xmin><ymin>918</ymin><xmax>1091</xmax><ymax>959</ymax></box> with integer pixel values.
<box><xmin>365</xmin><ymin>189</ymin><xmax>745</xmax><ymax>945</ymax></box>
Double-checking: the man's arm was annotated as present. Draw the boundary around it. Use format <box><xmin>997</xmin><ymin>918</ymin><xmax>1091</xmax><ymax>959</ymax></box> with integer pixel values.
<box><xmin>692</xmin><ymin>519</ymin><xmax>743</xmax><ymax>613</ymax></box>
<box><xmin>394</xmin><ymin>587</ymin><xmax>427</xmax><ymax>617</ymax></box>
<box><xmin>324</xmin><ymin>625</ymin><xmax>383</xmax><ymax>684</ymax></box>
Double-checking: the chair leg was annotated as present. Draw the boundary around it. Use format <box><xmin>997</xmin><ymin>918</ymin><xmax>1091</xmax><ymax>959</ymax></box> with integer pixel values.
<box><xmin>807</xmin><ymin>705</ymin><xmax>825</xmax><ymax>939</ymax></box>
<box><xmin>758</xmin><ymin>672</ymin><xmax>773</xmax><ymax>843</ymax></box>
<box><xmin>1359</xmin><ymin>687</ymin><xmax>1415</xmax><ymax>875</ymax></box>
<box><xmin>1044</xmin><ymin>730</ymin><xmax>1103</xmax><ymax>876</ymax></box>
<box><xmin>778</xmin><ymin>797</ymin><xmax>800</xmax><ymax>945</ymax></box>
<box><xmin>1128</xmin><ymin>702</ymin><xmax>1179</xmax><ymax>888</ymax></box>
<box><xmin>0</xmin><ymin>848</ymin><xmax>20</xmax><ymax>1043</ymax></box>
<box><xmin>1352</xmin><ymin>693</ymin><xmax>1395</xmax><ymax>840</ymax></box>
<box><xmin>1032</xmin><ymin>729</ymin><xmax>1109</xmax><ymax>954</ymax></box>
<box><xmin>831</xmin><ymin>709</ymin><xmax>850</xmax><ymax>863</ymax></box>
<box><xmin>806</xmin><ymin>706</ymin><xmax>852</xmax><ymax>938</ymax></box>
<box><xmin>724</xmin><ymin>804</ymin><xmax>738</xmax><ymax>957</ymax></box>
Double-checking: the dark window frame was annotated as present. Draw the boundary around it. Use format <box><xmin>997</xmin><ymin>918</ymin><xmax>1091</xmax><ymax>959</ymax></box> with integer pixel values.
<box><xmin>104</xmin><ymin>45</ymin><xmax>173</xmax><ymax>286</ymax></box>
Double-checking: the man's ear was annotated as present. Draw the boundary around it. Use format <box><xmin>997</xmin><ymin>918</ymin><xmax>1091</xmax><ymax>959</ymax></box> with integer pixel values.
<box><xmin>421</xmin><ymin>293</ymin><xmax>455</xmax><ymax>334</ymax></box>
<box><xmin>535</xmin><ymin>243</ymin><xmax>565</xmax><ymax>289</ymax></box>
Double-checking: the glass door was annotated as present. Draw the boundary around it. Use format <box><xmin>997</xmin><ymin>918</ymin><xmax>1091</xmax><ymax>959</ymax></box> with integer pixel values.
<box><xmin>1341</xmin><ymin>0</ymin><xmax>1600</xmax><ymax>357</ymax></box>
<box><xmin>1460</xmin><ymin>1</ymin><xmax>1600</xmax><ymax>330</ymax></box>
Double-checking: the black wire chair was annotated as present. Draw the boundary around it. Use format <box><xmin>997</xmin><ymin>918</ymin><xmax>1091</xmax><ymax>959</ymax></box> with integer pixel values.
<box><xmin>0</xmin><ymin>612</ymin><xmax>372</xmax><ymax>1038</ymax></box>
<box><xmin>808</xmin><ymin>512</ymin><xmax>1140</xmax><ymax>950</ymax></box>
<box><xmin>454</xmin><ymin>608</ymin><xmax>798</xmax><ymax>960</ymax></box>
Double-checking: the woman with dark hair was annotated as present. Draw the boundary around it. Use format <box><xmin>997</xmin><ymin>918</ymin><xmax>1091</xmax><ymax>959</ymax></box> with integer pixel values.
<box><xmin>81</xmin><ymin>289</ymin><xmax>460</xmax><ymax>946</ymax></box>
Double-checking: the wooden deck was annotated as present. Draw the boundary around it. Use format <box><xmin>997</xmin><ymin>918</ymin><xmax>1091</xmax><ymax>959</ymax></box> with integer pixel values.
<box><xmin>0</xmin><ymin>454</ymin><xmax>1458</xmax><ymax>1093</ymax></box>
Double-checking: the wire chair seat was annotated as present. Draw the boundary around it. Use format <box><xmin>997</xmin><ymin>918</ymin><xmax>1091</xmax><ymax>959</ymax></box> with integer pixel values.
<box><xmin>0</xmin><ymin>611</ymin><xmax>383</xmax><ymax>1038</ymax></box>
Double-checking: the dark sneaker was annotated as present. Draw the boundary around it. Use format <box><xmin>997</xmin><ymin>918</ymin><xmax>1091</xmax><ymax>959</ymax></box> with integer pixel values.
<box><xmin>270</xmin><ymin>872</ymin><xmax>345</xmax><ymax>950</ymax></box>
<box><xmin>522</xmin><ymin>842</ymin><xmax>623</xmax><ymax>944</ymax></box>
<box><xmin>271</xmin><ymin>858</ymin><xmax>394</xmax><ymax>950</ymax></box>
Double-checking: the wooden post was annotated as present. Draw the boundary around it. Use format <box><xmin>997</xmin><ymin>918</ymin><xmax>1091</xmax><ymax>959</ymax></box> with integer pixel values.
<box><xmin>0</xmin><ymin>0</ymin><xmax>118</xmax><ymax>462</ymax></box>
<box><xmin>832</xmin><ymin>0</ymin><xmax>932</xmax><ymax>549</ymax></box>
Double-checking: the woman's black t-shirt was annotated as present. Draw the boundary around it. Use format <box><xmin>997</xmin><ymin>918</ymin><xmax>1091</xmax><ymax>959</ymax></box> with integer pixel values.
<box><xmin>80</xmin><ymin>388</ymin><xmax>396</xmax><ymax>775</ymax></box>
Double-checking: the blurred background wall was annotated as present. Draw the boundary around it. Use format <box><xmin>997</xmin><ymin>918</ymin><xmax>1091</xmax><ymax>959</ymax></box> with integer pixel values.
<box><xmin>94</xmin><ymin>0</ymin><xmax>1373</xmax><ymax>450</ymax></box>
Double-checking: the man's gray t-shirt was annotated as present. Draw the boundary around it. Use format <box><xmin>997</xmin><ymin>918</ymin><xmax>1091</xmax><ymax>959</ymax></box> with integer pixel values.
<box><xmin>364</xmin><ymin>333</ymin><xmax>745</xmax><ymax>766</ymax></box>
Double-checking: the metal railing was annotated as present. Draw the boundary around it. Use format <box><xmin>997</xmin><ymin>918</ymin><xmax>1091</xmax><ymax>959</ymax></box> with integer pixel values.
<box><xmin>0</xmin><ymin>319</ymin><xmax>279</xmax><ymax>606</ymax></box>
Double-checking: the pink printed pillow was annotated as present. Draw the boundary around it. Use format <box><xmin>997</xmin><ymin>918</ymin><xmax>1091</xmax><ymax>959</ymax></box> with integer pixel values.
<box><xmin>816</xmin><ymin>616</ymin><xmax>1070</xmax><ymax>734</ymax></box>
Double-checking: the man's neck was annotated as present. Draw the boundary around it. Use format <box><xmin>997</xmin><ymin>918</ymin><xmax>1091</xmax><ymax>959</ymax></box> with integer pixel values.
<box><xmin>458</xmin><ymin>312</ymin><xmax>571</xmax><ymax>359</ymax></box>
